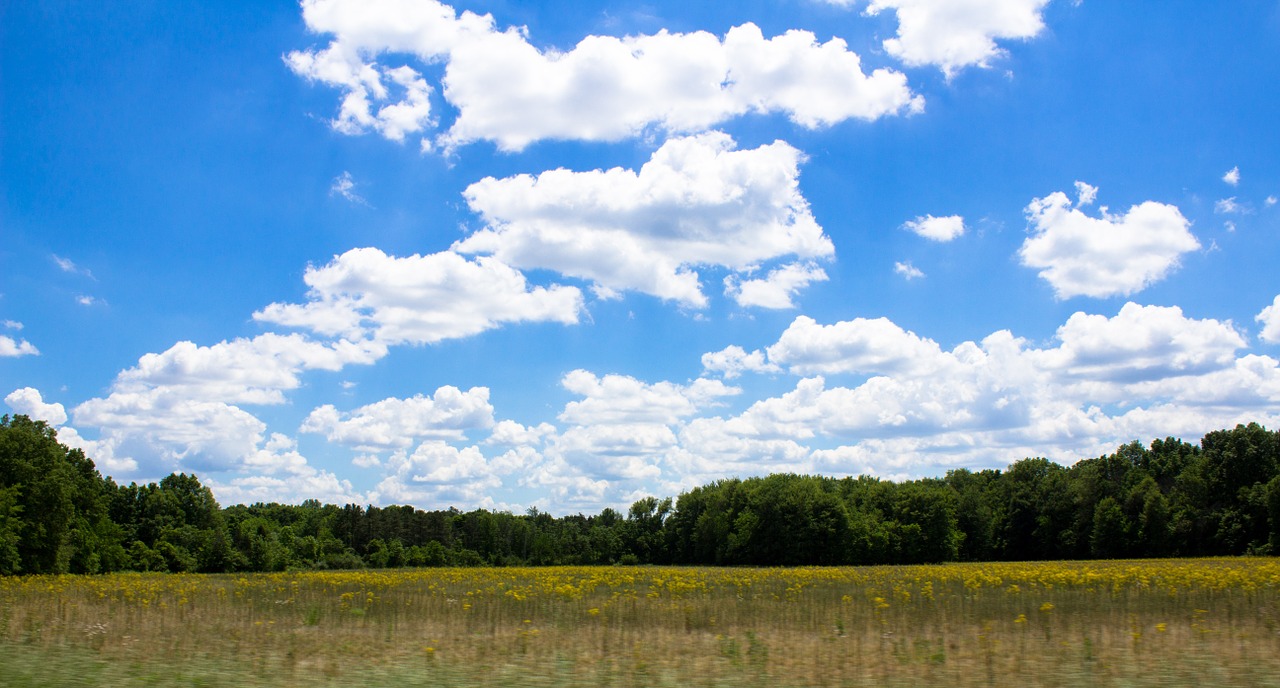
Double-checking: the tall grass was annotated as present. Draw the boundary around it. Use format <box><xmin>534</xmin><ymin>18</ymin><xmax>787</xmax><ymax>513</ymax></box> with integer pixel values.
<box><xmin>3</xmin><ymin>559</ymin><xmax>1279</xmax><ymax>687</ymax></box>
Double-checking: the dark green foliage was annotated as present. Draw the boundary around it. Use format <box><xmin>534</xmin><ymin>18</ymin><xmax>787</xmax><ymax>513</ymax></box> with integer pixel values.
<box><xmin>2</xmin><ymin>415</ymin><xmax>1279</xmax><ymax>573</ymax></box>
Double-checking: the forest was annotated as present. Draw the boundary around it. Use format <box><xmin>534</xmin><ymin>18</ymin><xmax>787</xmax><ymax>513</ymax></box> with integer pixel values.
<box><xmin>2</xmin><ymin>413</ymin><xmax>1278</xmax><ymax>575</ymax></box>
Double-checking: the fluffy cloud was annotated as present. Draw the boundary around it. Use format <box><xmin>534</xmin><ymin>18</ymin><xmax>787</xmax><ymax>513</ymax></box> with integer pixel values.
<box><xmin>546</xmin><ymin>371</ymin><xmax>739</xmax><ymax>484</ymax></box>
<box><xmin>1258</xmin><ymin>295</ymin><xmax>1280</xmax><ymax>343</ymax></box>
<box><xmin>207</xmin><ymin>435</ymin><xmax>363</xmax><ymax>505</ymax></box>
<box><xmin>725</xmin><ymin>263</ymin><xmax>828</xmax><ymax>309</ymax></box>
<box><xmin>701</xmin><ymin>345</ymin><xmax>780</xmax><ymax>379</ymax></box>
<box><xmin>708</xmin><ymin>303</ymin><xmax>1278</xmax><ymax>445</ymax></box>
<box><xmin>0</xmin><ymin>335</ymin><xmax>38</xmax><ymax>357</ymax></box>
<box><xmin>300</xmin><ymin>386</ymin><xmax>495</xmax><ymax>451</ymax></box>
<box><xmin>1036</xmin><ymin>303</ymin><xmax>1246</xmax><ymax>382</ymax></box>
<box><xmin>289</xmin><ymin>0</ymin><xmax>922</xmax><ymax>150</ymax></box>
<box><xmin>455</xmin><ymin>133</ymin><xmax>833</xmax><ymax>307</ymax></box>
<box><xmin>559</xmin><ymin>370</ymin><xmax>738</xmax><ymax>427</ymax></box>
<box><xmin>368</xmin><ymin>442</ymin><xmax>505</xmax><ymax>507</ymax></box>
<box><xmin>64</xmin><ymin>333</ymin><xmax>387</xmax><ymax>478</ymax></box>
<box><xmin>5</xmin><ymin>387</ymin><xmax>68</xmax><ymax>425</ymax></box>
<box><xmin>254</xmin><ymin>248</ymin><xmax>584</xmax><ymax>344</ymax></box>
<box><xmin>1223</xmin><ymin>166</ymin><xmax>1240</xmax><ymax>186</ymax></box>
<box><xmin>1019</xmin><ymin>188</ymin><xmax>1199</xmax><ymax>299</ymax></box>
<box><xmin>902</xmin><ymin>214</ymin><xmax>965</xmax><ymax>241</ymax></box>
<box><xmin>110</xmin><ymin>333</ymin><xmax>385</xmax><ymax>406</ymax></box>
<box><xmin>287</xmin><ymin>47</ymin><xmax>434</xmax><ymax>142</ymax></box>
<box><xmin>854</xmin><ymin>0</ymin><xmax>1052</xmax><ymax>76</ymax></box>
<box><xmin>764</xmin><ymin>314</ymin><xmax>949</xmax><ymax>376</ymax></box>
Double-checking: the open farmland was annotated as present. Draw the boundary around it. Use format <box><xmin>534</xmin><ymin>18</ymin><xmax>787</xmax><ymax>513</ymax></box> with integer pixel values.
<box><xmin>3</xmin><ymin>559</ymin><xmax>1280</xmax><ymax>687</ymax></box>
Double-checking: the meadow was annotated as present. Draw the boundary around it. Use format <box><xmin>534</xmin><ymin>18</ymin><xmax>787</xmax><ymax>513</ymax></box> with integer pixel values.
<box><xmin>2</xmin><ymin>559</ymin><xmax>1280</xmax><ymax>687</ymax></box>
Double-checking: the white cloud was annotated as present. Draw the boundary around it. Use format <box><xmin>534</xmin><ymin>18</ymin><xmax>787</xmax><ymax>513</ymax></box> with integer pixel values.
<box><xmin>1223</xmin><ymin>166</ymin><xmax>1240</xmax><ymax>186</ymax></box>
<box><xmin>725</xmin><ymin>262</ymin><xmax>828</xmax><ymax>309</ymax></box>
<box><xmin>765</xmin><ymin>314</ymin><xmax>949</xmax><ymax>376</ymax></box>
<box><xmin>254</xmin><ymin>248</ymin><xmax>584</xmax><ymax>344</ymax></box>
<box><xmin>1266</xmin><ymin>196</ymin><xmax>1277</xmax><ymax>207</ymax></box>
<box><xmin>2</xmin><ymin>320</ymin><xmax>21</xmax><ymax>330</ymax></box>
<box><xmin>67</xmin><ymin>333</ymin><xmax>387</xmax><ymax>478</ymax></box>
<box><xmin>689</xmin><ymin>303</ymin><xmax>1280</xmax><ymax>481</ymax></box>
<box><xmin>0</xmin><ymin>335</ymin><xmax>38</xmax><ymax>357</ymax></box>
<box><xmin>53</xmin><ymin>254</ymin><xmax>94</xmax><ymax>279</ymax></box>
<box><xmin>1036</xmin><ymin>302</ymin><xmax>1245</xmax><ymax>382</ymax></box>
<box><xmin>701</xmin><ymin>345</ymin><xmax>780</xmax><ymax>379</ymax></box>
<box><xmin>74</xmin><ymin>391</ymin><xmax>271</xmax><ymax>474</ymax></box>
<box><xmin>300</xmin><ymin>386</ymin><xmax>495</xmax><ymax>451</ymax></box>
<box><xmin>1214</xmin><ymin>197</ymin><xmax>1245</xmax><ymax>215</ymax></box>
<box><xmin>367</xmin><ymin>442</ymin><xmax>504</xmax><ymax>508</ymax></box>
<box><xmin>858</xmin><ymin>0</ymin><xmax>1052</xmax><ymax>76</ymax></box>
<box><xmin>486</xmin><ymin>420</ymin><xmax>556</xmax><ymax>447</ymax></box>
<box><xmin>330</xmin><ymin>171</ymin><xmax>370</xmax><ymax>205</ymax></box>
<box><xmin>208</xmin><ymin>465</ymin><xmax>363</xmax><ymax>507</ymax></box>
<box><xmin>902</xmin><ymin>214</ymin><xmax>965</xmax><ymax>241</ymax></box>
<box><xmin>110</xmin><ymin>333</ymin><xmax>385</xmax><ymax>406</ymax></box>
<box><xmin>289</xmin><ymin>0</ymin><xmax>922</xmax><ymax>151</ymax></box>
<box><xmin>1074</xmin><ymin>181</ymin><xmax>1098</xmax><ymax>207</ymax></box>
<box><xmin>559</xmin><ymin>370</ymin><xmax>737</xmax><ymax>427</ymax></box>
<box><xmin>455</xmin><ymin>133</ymin><xmax>833</xmax><ymax>307</ymax></box>
<box><xmin>894</xmin><ymin>261</ymin><xmax>925</xmax><ymax>279</ymax></box>
<box><xmin>1019</xmin><ymin>188</ymin><xmax>1199</xmax><ymax>299</ymax></box>
<box><xmin>1258</xmin><ymin>295</ymin><xmax>1280</xmax><ymax>344</ymax></box>
<box><xmin>287</xmin><ymin>48</ymin><xmax>434</xmax><ymax>142</ymax></box>
<box><xmin>5</xmin><ymin>387</ymin><xmax>68</xmax><ymax>426</ymax></box>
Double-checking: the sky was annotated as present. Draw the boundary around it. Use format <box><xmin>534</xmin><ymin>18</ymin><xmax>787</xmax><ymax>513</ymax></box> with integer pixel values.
<box><xmin>3</xmin><ymin>0</ymin><xmax>1280</xmax><ymax>514</ymax></box>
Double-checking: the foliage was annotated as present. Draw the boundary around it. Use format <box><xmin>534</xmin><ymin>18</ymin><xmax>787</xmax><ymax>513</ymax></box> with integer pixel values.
<box><xmin>2</xmin><ymin>415</ymin><xmax>1280</xmax><ymax>573</ymax></box>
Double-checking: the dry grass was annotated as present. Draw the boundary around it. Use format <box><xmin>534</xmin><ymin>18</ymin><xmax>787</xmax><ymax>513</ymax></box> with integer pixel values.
<box><xmin>3</xmin><ymin>559</ymin><xmax>1280</xmax><ymax>687</ymax></box>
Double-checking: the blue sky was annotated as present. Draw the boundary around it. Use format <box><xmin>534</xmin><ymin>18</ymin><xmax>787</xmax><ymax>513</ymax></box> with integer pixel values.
<box><xmin>3</xmin><ymin>0</ymin><xmax>1279</xmax><ymax>513</ymax></box>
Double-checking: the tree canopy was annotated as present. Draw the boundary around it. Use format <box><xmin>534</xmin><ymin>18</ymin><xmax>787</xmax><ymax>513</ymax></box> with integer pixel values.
<box><xmin>2</xmin><ymin>413</ymin><xmax>1278</xmax><ymax>574</ymax></box>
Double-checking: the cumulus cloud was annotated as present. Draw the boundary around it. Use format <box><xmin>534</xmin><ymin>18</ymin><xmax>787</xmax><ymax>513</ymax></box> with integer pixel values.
<box><xmin>1019</xmin><ymin>187</ymin><xmax>1199</xmax><ymax>299</ymax></box>
<box><xmin>559</xmin><ymin>370</ymin><xmax>738</xmax><ymax>427</ymax></box>
<box><xmin>902</xmin><ymin>214</ymin><xmax>965</xmax><ymax>241</ymax></box>
<box><xmin>855</xmin><ymin>0</ymin><xmax>1052</xmax><ymax>76</ymax></box>
<box><xmin>110</xmin><ymin>334</ymin><xmax>385</xmax><ymax>406</ymax></box>
<box><xmin>288</xmin><ymin>48</ymin><xmax>434</xmax><ymax>142</ymax></box>
<box><xmin>368</xmin><ymin>442</ymin><xmax>505</xmax><ymax>507</ymax></box>
<box><xmin>1223</xmin><ymin>166</ymin><xmax>1240</xmax><ymax>186</ymax></box>
<box><xmin>764</xmin><ymin>314</ymin><xmax>948</xmax><ymax>376</ymax></box>
<box><xmin>690</xmin><ymin>303</ymin><xmax>1280</xmax><ymax>479</ymax></box>
<box><xmin>254</xmin><ymin>248</ymin><xmax>584</xmax><ymax>344</ymax></box>
<box><xmin>66</xmin><ymin>333</ymin><xmax>387</xmax><ymax>478</ymax></box>
<box><xmin>300</xmin><ymin>386</ymin><xmax>495</xmax><ymax>451</ymax></box>
<box><xmin>701</xmin><ymin>345</ymin><xmax>780</xmax><ymax>379</ymax></box>
<box><xmin>0</xmin><ymin>335</ymin><xmax>38</xmax><ymax>357</ymax></box>
<box><xmin>5</xmin><ymin>387</ymin><xmax>68</xmax><ymax>426</ymax></box>
<box><xmin>1035</xmin><ymin>303</ymin><xmax>1245</xmax><ymax>382</ymax></box>
<box><xmin>725</xmin><ymin>263</ymin><xmax>828</xmax><ymax>309</ymax></box>
<box><xmin>207</xmin><ymin>435</ymin><xmax>364</xmax><ymax>506</ymax></box>
<box><xmin>542</xmin><ymin>371</ymin><xmax>740</xmax><ymax>485</ymax></box>
<box><xmin>455</xmin><ymin>133</ymin><xmax>833</xmax><ymax>307</ymax></box>
<box><xmin>1258</xmin><ymin>295</ymin><xmax>1280</xmax><ymax>344</ymax></box>
<box><xmin>288</xmin><ymin>0</ymin><xmax>922</xmax><ymax>151</ymax></box>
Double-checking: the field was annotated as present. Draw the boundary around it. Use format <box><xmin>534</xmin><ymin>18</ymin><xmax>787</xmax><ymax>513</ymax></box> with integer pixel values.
<box><xmin>3</xmin><ymin>560</ymin><xmax>1280</xmax><ymax>687</ymax></box>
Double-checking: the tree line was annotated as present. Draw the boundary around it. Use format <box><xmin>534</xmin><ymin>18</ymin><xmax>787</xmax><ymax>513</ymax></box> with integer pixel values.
<box><xmin>2</xmin><ymin>413</ymin><xmax>1278</xmax><ymax>575</ymax></box>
